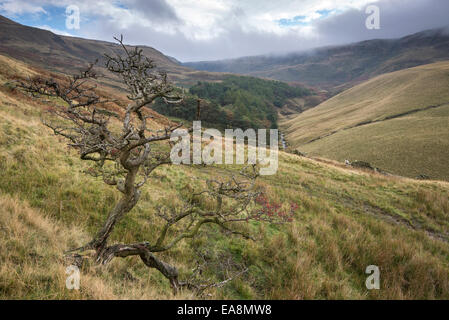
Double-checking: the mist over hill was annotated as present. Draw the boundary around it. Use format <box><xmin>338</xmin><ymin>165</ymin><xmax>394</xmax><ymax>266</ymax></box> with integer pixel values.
<box><xmin>184</xmin><ymin>28</ymin><xmax>449</xmax><ymax>92</ymax></box>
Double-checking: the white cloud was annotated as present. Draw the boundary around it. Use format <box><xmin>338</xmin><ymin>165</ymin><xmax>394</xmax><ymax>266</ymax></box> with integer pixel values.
<box><xmin>1</xmin><ymin>0</ymin><xmax>376</xmax><ymax>39</ymax></box>
<box><xmin>164</xmin><ymin>0</ymin><xmax>376</xmax><ymax>38</ymax></box>
<box><xmin>0</xmin><ymin>0</ymin><xmax>47</xmax><ymax>15</ymax></box>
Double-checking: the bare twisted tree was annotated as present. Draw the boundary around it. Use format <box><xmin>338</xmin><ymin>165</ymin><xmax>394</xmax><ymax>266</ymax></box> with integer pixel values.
<box><xmin>19</xmin><ymin>36</ymin><xmax>293</xmax><ymax>294</ymax></box>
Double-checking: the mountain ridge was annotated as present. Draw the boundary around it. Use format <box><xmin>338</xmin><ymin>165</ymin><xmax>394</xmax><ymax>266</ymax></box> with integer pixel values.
<box><xmin>0</xmin><ymin>14</ymin><xmax>227</xmax><ymax>87</ymax></box>
<box><xmin>184</xmin><ymin>27</ymin><xmax>449</xmax><ymax>92</ymax></box>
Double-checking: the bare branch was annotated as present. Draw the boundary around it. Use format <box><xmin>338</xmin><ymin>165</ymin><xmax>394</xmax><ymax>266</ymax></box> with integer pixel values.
<box><xmin>21</xmin><ymin>36</ymin><xmax>293</xmax><ymax>296</ymax></box>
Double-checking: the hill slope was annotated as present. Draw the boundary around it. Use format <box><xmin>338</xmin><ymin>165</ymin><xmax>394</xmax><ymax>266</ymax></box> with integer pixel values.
<box><xmin>0</xmin><ymin>15</ymin><xmax>225</xmax><ymax>87</ymax></box>
<box><xmin>185</xmin><ymin>28</ymin><xmax>449</xmax><ymax>92</ymax></box>
<box><xmin>2</xmin><ymin>54</ymin><xmax>449</xmax><ymax>299</ymax></box>
<box><xmin>280</xmin><ymin>61</ymin><xmax>449</xmax><ymax>181</ymax></box>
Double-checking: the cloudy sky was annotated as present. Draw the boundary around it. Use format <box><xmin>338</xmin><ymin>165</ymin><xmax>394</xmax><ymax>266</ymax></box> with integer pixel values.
<box><xmin>0</xmin><ymin>0</ymin><xmax>448</xmax><ymax>61</ymax></box>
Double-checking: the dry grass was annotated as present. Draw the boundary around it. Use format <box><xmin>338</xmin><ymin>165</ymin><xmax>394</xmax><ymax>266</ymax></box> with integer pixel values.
<box><xmin>0</xmin><ymin>194</ymin><xmax>198</xmax><ymax>300</ymax></box>
<box><xmin>300</xmin><ymin>104</ymin><xmax>449</xmax><ymax>180</ymax></box>
<box><xmin>280</xmin><ymin>61</ymin><xmax>449</xmax><ymax>180</ymax></box>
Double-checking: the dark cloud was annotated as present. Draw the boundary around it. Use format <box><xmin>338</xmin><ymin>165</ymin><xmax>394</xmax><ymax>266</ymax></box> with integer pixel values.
<box><xmin>122</xmin><ymin>0</ymin><xmax>180</xmax><ymax>23</ymax></box>
<box><xmin>314</xmin><ymin>0</ymin><xmax>449</xmax><ymax>44</ymax></box>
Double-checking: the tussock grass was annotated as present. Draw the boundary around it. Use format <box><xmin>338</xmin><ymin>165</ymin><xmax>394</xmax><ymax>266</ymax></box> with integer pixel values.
<box><xmin>0</xmin><ymin>194</ymin><xmax>198</xmax><ymax>299</ymax></box>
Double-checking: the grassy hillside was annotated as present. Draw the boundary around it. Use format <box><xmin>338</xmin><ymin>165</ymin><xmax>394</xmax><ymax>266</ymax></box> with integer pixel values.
<box><xmin>185</xmin><ymin>28</ymin><xmax>449</xmax><ymax>92</ymax></box>
<box><xmin>280</xmin><ymin>61</ymin><xmax>449</xmax><ymax>181</ymax></box>
<box><xmin>2</xmin><ymin>54</ymin><xmax>449</xmax><ymax>299</ymax></box>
